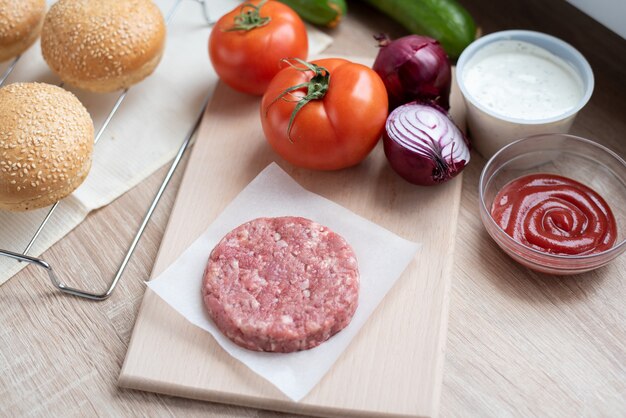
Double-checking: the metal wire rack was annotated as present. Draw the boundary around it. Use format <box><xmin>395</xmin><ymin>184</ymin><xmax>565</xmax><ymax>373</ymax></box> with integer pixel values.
<box><xmin>0</xmin><ymin>0</ymin><xmax>214</xmax><ymax>300</ymax></box>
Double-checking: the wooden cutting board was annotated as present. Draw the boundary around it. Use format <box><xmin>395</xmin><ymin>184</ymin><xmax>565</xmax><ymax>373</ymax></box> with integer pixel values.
<box><xmin>119</xmin><ymin>66</ymin><xmax>466</xmax><ymax>417</ymax></box>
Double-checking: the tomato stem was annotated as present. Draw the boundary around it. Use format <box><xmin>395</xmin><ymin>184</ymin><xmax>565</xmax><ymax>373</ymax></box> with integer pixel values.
<box><xmin>267</xmin><ymin>59</ymin><xmax>330</xmax><ymax>143</ymax></box>
<box><xmin>224</xmin><ymin>0</ymin><xmax>271</xmax><ymax>32</ymax></box>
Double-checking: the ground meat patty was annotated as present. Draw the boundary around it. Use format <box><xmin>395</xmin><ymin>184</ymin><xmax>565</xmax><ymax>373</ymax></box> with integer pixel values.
<box><xmin>202</xmin><ymin>216</ymin><xmax>359</xmax><ymax>353</ymax></box>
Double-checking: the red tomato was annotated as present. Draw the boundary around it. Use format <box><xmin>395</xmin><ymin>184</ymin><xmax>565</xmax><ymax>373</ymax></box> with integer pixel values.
<box><xmin>261</xmin><ymin>58</ymin><xmax>388</xmax><ymax>170</ymax></box>
<box><xmin>209</xmin><ymin>0</ymin><xmax>308</xmax><ymax>95</ymax></box>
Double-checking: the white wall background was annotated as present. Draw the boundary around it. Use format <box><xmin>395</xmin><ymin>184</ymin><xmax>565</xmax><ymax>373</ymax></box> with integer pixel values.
<box><xmin>567</xmin><ymin>0</ymin><xmax>626</xmax><ymax>39</ymax></box>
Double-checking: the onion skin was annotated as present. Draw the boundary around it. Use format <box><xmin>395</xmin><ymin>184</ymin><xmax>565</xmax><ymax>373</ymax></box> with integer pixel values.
<box><xmin>373</xmin><ymin>35</ymin><xmax>451</xmax><ymax>111</ymax></box>
<box><xmin>384</xmin><ymin>102</ymin><xmax>469</xmax><ymax>186</ymax></box>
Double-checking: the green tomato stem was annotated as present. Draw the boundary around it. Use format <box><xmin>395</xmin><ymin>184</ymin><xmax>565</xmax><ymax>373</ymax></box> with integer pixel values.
<box><xmin>224</xmin><ymin>0</ymin><xmax>271</xmax><ymax>32</ymax></box>
<box><xmin>267</xmin><ymin>59</ymin><xmax>330</xmax><ymax>143</ymax></box>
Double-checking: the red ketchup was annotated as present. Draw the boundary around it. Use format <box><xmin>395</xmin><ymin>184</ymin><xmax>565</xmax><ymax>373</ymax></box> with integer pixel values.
<box><xmin>491</xmin><ymin>173</ymin><xmax>617</xmax><ymax>255</ymax></box>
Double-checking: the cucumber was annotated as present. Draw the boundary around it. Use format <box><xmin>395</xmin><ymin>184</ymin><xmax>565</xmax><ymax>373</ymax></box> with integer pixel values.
<box><xmin>361</xmin><ymin>0</ymin><xmax>476</xmax><ymax>60</ymax></box>
<box><xmin>278</xmin><ymin>0</ymin><xmax>347</xmax><ymax>28</ymax></box>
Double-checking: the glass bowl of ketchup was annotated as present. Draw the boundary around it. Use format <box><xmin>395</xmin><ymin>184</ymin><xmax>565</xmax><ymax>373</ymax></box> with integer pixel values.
<box><xmin>479</xmin><ymin>133</ymin><xmax>626</xmax><ymax>274</ymax></box>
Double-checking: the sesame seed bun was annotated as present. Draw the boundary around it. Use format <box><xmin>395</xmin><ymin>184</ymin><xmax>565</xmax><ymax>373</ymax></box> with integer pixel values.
<box><xmin>0</xmin><ymin>0</ymin><xmax>46</xmax><ymax>62</ymax></box>
<box><xmin>0</xmin><ymin>83</ymin><xmax>94</xmax><ymax>211</ymax></box>
<box><xmin>40</xmin><ymin>0</ymin><xmax>166</xmax><ymax>93</ymax></box>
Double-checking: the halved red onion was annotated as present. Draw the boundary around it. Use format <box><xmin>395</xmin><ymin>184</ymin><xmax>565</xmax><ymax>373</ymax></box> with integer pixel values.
<box><xmin>384</xmin><ymin>102</ymin><xmax>470</xmax><ymax>186</ymax></box>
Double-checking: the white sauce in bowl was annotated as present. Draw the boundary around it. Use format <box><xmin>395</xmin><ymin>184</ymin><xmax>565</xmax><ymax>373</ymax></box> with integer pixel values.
<box><xmin>463</xmin><ymin>40</ymin><xmax>584</xmax><ymax>121</ymax></box>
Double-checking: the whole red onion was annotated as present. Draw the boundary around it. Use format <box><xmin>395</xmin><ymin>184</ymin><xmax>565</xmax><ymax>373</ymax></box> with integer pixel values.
<box><xmin>384</xmin><ymin>101</ymin><xmax>469</xmax><ymax>186</ymax></box>
<box><xmin>373</xmin><ymin>34</ymin><xmax>451</xmax><ymax>110</ymax></box>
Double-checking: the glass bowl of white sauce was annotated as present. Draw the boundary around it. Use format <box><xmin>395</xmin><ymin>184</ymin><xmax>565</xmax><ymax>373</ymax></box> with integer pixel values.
<box><xmin>456</xmin><ymin>30</ymin><xmax>594</xmax><ymax>159</ymax></box>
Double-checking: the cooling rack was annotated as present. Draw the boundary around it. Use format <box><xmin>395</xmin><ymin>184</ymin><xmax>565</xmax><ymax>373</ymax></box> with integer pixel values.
<box><xmin>0</xmin><ymin>0</ymin><xmax>214</xmax><ymax>300</ymax></box>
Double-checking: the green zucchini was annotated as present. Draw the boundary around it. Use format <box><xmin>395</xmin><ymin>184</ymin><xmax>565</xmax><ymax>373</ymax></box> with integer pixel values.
<box><xmin>278</xmin><ymin>0</ymin><xmax>347</xmax><ymax>28</ymax></box>
<box><xmin>361</xmin><ymin>0</ymin><xmax>476</xmax><ymax>60</ymax></box>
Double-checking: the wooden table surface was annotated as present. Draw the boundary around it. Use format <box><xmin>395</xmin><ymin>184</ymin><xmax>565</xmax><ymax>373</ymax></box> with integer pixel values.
<box><xmin>2</xmin><ymin>0</ymin><xmax>625</xmax><ymax>416</ymax></box>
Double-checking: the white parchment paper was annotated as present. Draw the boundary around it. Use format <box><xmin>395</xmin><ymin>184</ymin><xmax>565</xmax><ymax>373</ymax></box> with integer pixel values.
<box><xmin>148</xmin><ymin>163</ymin><xmax>421</xmax><ymax>401</ymax></box>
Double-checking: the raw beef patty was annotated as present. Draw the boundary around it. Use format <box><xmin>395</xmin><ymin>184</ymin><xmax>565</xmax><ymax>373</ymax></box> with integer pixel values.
<box><xmin>202</xmin><ymin>217</ymin><xmax>359</xmax><ymax>352</ymax></box>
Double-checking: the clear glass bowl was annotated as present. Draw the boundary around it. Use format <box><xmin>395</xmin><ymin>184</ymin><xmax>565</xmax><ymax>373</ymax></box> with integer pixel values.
<box><xmin>479</xmin><ymin>134</ymin><xmax>626</xmax><ymax>275</ymax></box>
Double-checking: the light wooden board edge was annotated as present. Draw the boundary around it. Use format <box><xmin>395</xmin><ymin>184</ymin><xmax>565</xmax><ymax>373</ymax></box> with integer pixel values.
<box><xmin>119</xmin><ymin>288</ymin><xmax>451</xmax><ymax>418</ymax></box>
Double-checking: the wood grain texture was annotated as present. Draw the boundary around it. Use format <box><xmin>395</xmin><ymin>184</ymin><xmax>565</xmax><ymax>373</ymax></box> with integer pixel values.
<box><xmin>118</xmin><ymin>69</ymin><xmax>465</xmax><ymax>416</ymax></box>
<box><xmin>1</xmin><ymin>1</ymin><xmax>625</xmax><ymax>417</ymax></box>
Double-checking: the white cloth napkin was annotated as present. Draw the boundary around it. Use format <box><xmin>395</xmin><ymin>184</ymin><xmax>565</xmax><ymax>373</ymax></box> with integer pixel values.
<box><xmin>148</xmin><ymin>163</ymin><xmax>421</xmax><ymax>401</ymax></box>
<box><xmin>0</xmin><ymin>0</ymin><xmax>332</xmax><ymax>286</ymax></box>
